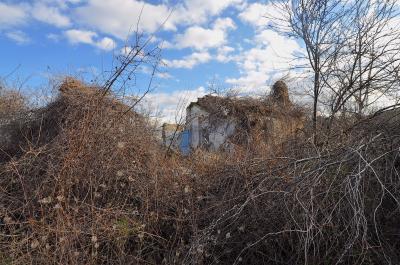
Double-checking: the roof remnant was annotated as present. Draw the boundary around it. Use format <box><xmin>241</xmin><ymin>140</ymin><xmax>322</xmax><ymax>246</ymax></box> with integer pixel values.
<box><xmin>187</xmin><ymin>80</ymin><xmax>300</xmax><ymax>120</ymax></box>
<box><xmin>184</xmin><ymin>80</ymin><xmax>305</xmax><ymax>151</ymax></box>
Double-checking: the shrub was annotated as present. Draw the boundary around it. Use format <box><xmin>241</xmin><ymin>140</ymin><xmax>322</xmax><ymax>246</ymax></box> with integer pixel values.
<box><xmin>1</xmin><ymin>78</ymin><xmax>399</xmax><ymax>264</ymax></box>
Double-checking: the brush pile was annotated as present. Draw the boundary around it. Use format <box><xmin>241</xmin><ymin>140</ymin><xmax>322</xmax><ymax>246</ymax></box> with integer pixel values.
<box><xmin>187</xmin><ymin>120</ymin><xmax>400</xmax><ymax>264</ymax></box>
<box><xmin>0</xmin><ymin>79</ymin><xmax>193</xmax><ymax>264</ymax></box>
<box><xmin>1</xmin><ymin>78</ymin><xmax>399</xmax><ymax>264</ymax></box>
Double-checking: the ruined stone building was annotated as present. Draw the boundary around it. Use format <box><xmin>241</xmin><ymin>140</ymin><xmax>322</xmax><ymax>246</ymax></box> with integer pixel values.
<box><xmin>186</xmin><ymin>81</ymin><xmax>304</xmax><ymax>151</ymax></box>
<box><xmin>162</xmin><ymin>80</ymin><xmax>305</xmax><ymax>154</ymax></box>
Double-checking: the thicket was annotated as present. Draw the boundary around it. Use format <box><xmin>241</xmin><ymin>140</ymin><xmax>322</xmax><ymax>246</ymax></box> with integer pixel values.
<box><xmin>0</xmin><ymin>78</ymin><xmax>399</xmax><ymax>264</ymax></box>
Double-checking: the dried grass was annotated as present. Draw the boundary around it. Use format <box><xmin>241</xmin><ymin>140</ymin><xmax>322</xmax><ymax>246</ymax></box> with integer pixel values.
<box><xmin>0</xmin><ymin>79</ymin><xmax>399</xmax><ymax>264</ymax></box>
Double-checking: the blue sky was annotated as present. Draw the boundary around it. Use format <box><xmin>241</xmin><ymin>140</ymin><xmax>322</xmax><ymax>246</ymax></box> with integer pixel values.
<box><xmin>0</xmin><ymin>0</ymin><xmax>304</xmax><ymax>121</ymax></box>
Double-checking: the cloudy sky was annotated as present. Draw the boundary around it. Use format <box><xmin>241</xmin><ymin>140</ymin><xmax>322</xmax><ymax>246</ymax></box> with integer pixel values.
<box><xmin>0</xmin><ymin>0</ymin><xmax>304</xmax><ymax>121</ymax></box>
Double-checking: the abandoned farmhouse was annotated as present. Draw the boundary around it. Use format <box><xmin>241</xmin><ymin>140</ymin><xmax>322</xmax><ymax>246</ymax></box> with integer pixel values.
<box><xmin>162</xmin><ymin>80</ymin><xmax>305</xmax><ymax>154</ymax></box>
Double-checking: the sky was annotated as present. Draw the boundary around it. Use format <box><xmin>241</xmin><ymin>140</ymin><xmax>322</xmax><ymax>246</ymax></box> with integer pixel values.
<box><xmin>0</xmin><ymin>0</ymin><xmax>305</xmax><ymax>122</ymax></box>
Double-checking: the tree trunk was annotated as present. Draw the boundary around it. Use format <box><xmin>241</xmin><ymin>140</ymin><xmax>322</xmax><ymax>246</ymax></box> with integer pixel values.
<box><xmin>313</xmin><ymin>70</ymin><xmax>320</xmax><ymax>143</ymax></box>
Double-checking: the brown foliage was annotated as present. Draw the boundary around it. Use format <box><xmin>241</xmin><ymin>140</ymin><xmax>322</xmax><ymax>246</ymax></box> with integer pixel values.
<box><xmin>0</xmin><ymin>79</ymin><xmax>188</xmax><ymax>264</ymax></box>
<box><xmin>0</xmin><ymin>90</ymin><xmax>26</xmax><ymax>119</ymax></box>
<box><xmin>1</xmin><ymin>79</ymin><xmax>399</xmax><ymax>264</ymax></box>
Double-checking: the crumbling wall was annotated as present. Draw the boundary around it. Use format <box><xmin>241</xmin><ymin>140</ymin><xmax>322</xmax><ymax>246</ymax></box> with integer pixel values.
<box><xmin>203</xmin><ymin>116</ymin><xmax>236</xmax><ymax>151</ymax></box>
<box><xmin>187</xmin><ymin>104</ymin><xmax>208</xmax><ymax>149</ymax></box>
<box><xmin>187</xmin><ymin>104</ymin><xmax>237</xmax><ymax>151</ymax></box>
<box><xmin>270</xmin><ymin>80</ymin><xmax>290</xmax><ymax>107</ymax></box>
<box><xmin>185</xmin><ymin>81</ymin><xmax>304</xmax><ymax>153</ymax></box>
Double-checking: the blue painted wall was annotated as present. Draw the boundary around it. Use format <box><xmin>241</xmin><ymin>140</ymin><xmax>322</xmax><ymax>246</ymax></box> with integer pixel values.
<box><xmin>180</xmin><ymin>130</ymin><xmax>191</xmax><ymax>155</ymax></box>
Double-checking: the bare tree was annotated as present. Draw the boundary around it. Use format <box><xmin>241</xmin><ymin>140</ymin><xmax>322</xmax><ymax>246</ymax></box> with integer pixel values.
<box><xmin>323</xmin><ymin>0</ymin><xmax>400</xmax><ymax>120</ymax></box>
<box><xmin>269</xmin><ymin>0</ymin><xmax>348</xmax><ymax>137</ymax></box>
<box><xmin>102</xmin><ymin>6</ymin><xmax>171</xmax><ymax>112</ymax></box>
<box><xmin>104</xmin><ymin>33</ymin><xmax>162</xmax><ymax>108</ymax></box>
<box><xmin>269</xmin><ymin>0</ymin><xmax>400</xmax><ymax>138</ymax></box>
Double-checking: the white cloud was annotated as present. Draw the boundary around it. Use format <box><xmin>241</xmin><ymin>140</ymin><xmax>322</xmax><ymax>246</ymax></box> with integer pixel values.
<box><xmin>213</xmin><ymin>17</ymin><xmax>236</xmax><ymax>31</ymax></box>
<box><xmin>173</xmin><ymin>18</ymin><xmax>236</xmax><ymax>50</ymax></box>
<box><xmin>239</xmin><ymin>3</ymin><xmax>269</xmax><ymax>28</ymax></box>
<box><xmin>143</xmin><ymin>86</ymin><xmax>207</xmax><ymax>122</ymax></box>
<box><xmin>156</xmin><ymin>72</ymin><xmax>173</xmax><ymax>79</ymax></box>
<box><xmin>238</xmin><ymin>2</ymin><xmax>283</xmax><ymax>28</ymax></box>
<box><xmin>164</xmin><ymin>51</ymin><xmax>212</xmax><ymax>69</ymax></box>
<box><xmin>226</xmin><ymin>30</ymin><xmax>303</xmax><ymax>92</ymax></box>
<box><xmin>164</xmin><ymin>40</ymin><xmax>236</xmax><ymax>69</ymax></box>
<box><xmin>174</xmin><ymin>0</ymin><xmax>244</xmax><ymax>25</ymax></box>
<box><xmin>65</xmin><ymin>29</ymin><xmax>97</xmax><ymax>44</ymax></box>
<box><xmin>216</xmin><ymin>45</ymin><xmax>235</xmax><ymax>62</ymax></box>
<box><xmin>36</xmin><ymin>0</ymin><xmax>83</xmax><ymax>9</ymax></box>
<box><xmin>161</xmin><ymin>17</ymin><xmax>237</xmax><ymax>68</ymax></box>
<box><xmin>95</xmin><ymin>37</ymin><xmax>116</xmax><ymax>51</ymax></box>
<box><xmin>74</xmin><ymin>0</ymin><xmax>173</xmax><ymax>39</ymax></box>
<box><xmin>64</xmin><ymin>29</ymin><xmax>116</xmax><ymax>51</ymax></box>
<box><xmin>0</xmin><ymin>2</ymin><xmax>29</xmax><ymax>29</ymax></box>
<box><xmin>0</xmin><ymin>0</ymin><xmax>244</xmax><ymax>52</ymax></box>
<box><xmin>73</xmin><ymin>0</ymin><xmax>243</xmax><ymax>39</ymax></box>
<box><xmin>47</xmin><ymin>33</ymin><xmax>61</xmax><ymax>42</ymax></box>
<box><xmin>5</xmin><ymin>30</ymin><xmax>30</xmax><ymax>44</ymax></box>
<box><xmin>31</xmin><ymin>2</ymin><xmax>71</xmax><ymax>28</ymax></box>
<box><xmin>0</xmin><ymin>1</ymin><xmax>73</xmax><ymax>30</ymax></box>
<box><xmin>184</xmin><ymin>0</ymin><xmax>243</xmax><ymax>18</ymax></box>
<box><xmin>174</xmin><ymin>27</ymin><xmax>225</xmax><ymax>50</ymax></box>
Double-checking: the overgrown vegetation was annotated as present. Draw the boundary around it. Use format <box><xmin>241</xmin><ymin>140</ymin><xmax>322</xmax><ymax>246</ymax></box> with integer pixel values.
<box><xmin>0</xmin><ymin>77</ymin><xmax>399</xmax><ymax>264</ymax></box>
<box><xmin>1</xmin><ymin>1</ymin><xmax>399</xmax><ymax>262</ymax></box>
